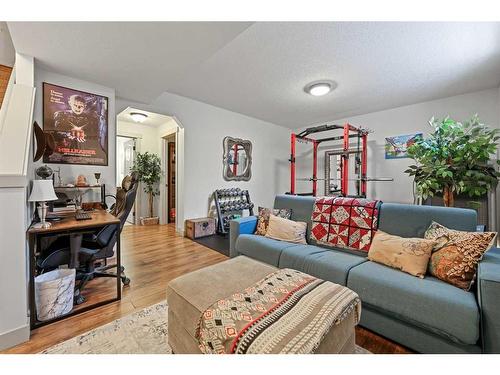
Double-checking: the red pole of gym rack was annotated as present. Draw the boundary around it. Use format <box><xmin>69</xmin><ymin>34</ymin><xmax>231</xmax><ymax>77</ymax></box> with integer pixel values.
<box><xmin>232</xmin><ymin>144</ymin><xmax>238</xmax><ymax>176</ymax></box>
<box><xmin>341</xmin><ymin>123</ymin><xmax>350</xmax><ymax>196</ymax></box>
<box><xmin>312</xmin><ymin>140</ymin><xmax>318</xmax><ymax>196</ymax></box>
<box><xmin>290</xmin><ymin>133</ymin><xmax>296</xmax><ymax>194</ymax></box>
<box><xmin>361</xmin><ymin>132</ymin><xmax>368</xmax><ymax>197</ymax></box>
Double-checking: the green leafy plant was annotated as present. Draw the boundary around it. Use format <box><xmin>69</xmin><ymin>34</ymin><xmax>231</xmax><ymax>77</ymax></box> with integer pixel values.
<box><xmin>405</xmin><ymin>115</ymin><xmax>500</xmax><ymax>207</ymax></box>
<box><xmin>131</xmin><ymin>152</ymin><xmax>162</xmax><ymax>217</ymax></box>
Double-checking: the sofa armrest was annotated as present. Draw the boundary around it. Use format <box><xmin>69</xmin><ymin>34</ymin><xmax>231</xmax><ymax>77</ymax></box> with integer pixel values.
<box><xmin>477</xmin><ymin>247</ymin><xmax>500</xmax><ymax>353</ymax></box>
<box><xmin>229</xmin><ymin>216</ymin><xmax>258</xmax><ymax>258</ymax></box>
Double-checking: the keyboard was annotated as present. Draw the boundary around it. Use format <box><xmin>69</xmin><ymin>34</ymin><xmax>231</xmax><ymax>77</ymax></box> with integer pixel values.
<box><xmin>75</xmin><ymin>210</ymin><xmax>92</xmax><ymax>221</ymax></box>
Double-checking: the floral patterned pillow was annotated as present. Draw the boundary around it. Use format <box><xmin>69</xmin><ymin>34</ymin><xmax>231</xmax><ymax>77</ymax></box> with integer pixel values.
<box><xmin>424</xmin><ymin>221</ymin><xmax>497</xmax><ymax>290</ymax></box>
<box><xmin>255</xmin><ymin>207</ymin><xmax>292</xmax><ymax>236</ymax></box>
<box><xmin>368</xmin><ymin>231</ymin><xmax>436</xmax><ymax>278</ymax></box>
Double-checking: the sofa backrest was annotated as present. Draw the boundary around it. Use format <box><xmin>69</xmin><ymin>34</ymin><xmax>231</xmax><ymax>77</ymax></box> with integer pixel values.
<box><xmin>274</xmin><ymin>195</ymin><xmax>315</xmax><ymax>237</ymax></box>
<box><xmin>378</xmin><ymin>203</ymin><xmax>477</xmax><ymax>237</ymax></box>
<box><xmin>273</xmin><ymin>194</ymin><xmax>477</xmax><ymax>239</ymax></box>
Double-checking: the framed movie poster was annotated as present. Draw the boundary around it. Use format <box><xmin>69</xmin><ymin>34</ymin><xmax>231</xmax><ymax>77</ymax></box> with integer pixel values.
<box><xmin>385</xmin><ymin>133</ymin><xmax>422</xmax><ymax>159</ymax></box>
<box><xmin>43</xmin><ymin>82</ymin><xmax>108</xmax><ymax>165</ymax></box>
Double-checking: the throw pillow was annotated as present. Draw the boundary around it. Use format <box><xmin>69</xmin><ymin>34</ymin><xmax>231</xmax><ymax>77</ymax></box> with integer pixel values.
<box><xmin>255</xmin><ymin>207</ymin><xmax>292</xmax><ymax>236</ymax></box>
<box><xmin>265</xmin><ymin>214</ymin><xmax>307</xmax><ymax>244</ymax></box>
<box><xmin>424</xmin><ymin>221</ymin><xmax>497</xmax><ymax>290</ymax></box>
<box><xmin>368</xmin><ymin>231</ymin><xmax>436</xmax><ymax>278</ymax></box>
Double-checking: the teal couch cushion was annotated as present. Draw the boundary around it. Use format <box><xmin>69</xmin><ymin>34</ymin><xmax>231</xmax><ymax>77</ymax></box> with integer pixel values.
<box><xmin>279</xmin><ymin>245</ymin><xmax>367</xmax><ymax>285</ymax></box>
<box><xmin>235</xmin><ymin>234</ymin><xmax>303</xmax><ymax>266</ymax></box>
<box><xmin>347</xmin><ymin>261</ymin><xmax>480</xmax><ymax>345</ymax></box>
<box><xmin>379</xmin><ymin>203</ymin><xmax>477</xmax><ymax>238</ymax></box>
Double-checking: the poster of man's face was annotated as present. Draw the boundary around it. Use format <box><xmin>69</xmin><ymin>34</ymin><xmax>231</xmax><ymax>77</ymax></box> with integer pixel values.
<box><xmin>43</xmin><ymin>83</ymin><xmax>108</xmax><ymax>165</ymax></box>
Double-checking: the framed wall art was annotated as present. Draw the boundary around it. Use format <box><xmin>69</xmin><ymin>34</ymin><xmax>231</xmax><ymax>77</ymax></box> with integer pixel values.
<box><xmin>43</xmin><ymin>82</ymin><xmax>108</xmax><ymax>166</ymax></box>
<box><xmin>385</xmin><ymin>133</ymin><xmax>422</xmax><ymax>159</ymax></box>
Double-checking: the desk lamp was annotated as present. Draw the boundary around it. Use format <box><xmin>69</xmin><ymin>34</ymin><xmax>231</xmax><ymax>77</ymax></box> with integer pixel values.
<box><xmin>29</xmin><ymin>180</ymin><xmax>58</xmax><ymax>229</ymax></box>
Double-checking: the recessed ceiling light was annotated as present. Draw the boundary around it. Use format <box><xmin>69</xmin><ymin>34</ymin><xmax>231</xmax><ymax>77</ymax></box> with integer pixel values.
<box><xmin>130</xmin><ymin>112</ymin><xmax>148</xmax><ymax>123</ymax></box>
<box><xmin>304</xmin><ymin>80</ymin><xmax>336</xmax><ymax>97</ymax></box>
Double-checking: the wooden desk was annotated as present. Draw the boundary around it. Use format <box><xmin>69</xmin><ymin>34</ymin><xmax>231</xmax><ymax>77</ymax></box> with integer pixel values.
<box><xmin>27</xmin><ymin>210</ymin><xmax>121</xmax><ymax>329</ymax></box>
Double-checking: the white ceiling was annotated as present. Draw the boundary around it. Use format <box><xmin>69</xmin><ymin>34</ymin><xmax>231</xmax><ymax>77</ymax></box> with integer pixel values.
<box><xmin>7</xmin><ymin>22</ymin><xmax>253</xmax><ymax>103</ymax></box>
<box><xmin>7</xmin><ymin>22</ymin><xmax>500</xmax><ymax>128</ymax></box>
<box><xmin>117</xmin><ymin>107</ymin><xmax>172</xmax><ymax>127</ymax></box>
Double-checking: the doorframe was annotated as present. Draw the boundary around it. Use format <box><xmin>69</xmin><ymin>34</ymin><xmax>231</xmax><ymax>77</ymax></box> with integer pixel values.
<box><xmin>116</xmin><ymin>132</ymin><xmax>142</xmax><ymax>225</ymax></box>
<box><xmin>116</xmin><ymin>106</ymin><xmax>185</xmax><ymax>233</ymax></box>
<box><xmin>160</xmin><ymin>128</ymin><xmax>178</xmax><ymax>227</ymax></box>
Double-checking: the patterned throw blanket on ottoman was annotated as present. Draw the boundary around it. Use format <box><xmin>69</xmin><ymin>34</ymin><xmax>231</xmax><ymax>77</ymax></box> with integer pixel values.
<box><xmin>310</xmin><ymin>196</ymin><xmax>382</xmax><ymax>252</ymax></box>
<box><xmin>196</xmin><ymin>269</ymin><xmax>361</xmax><ymax>354</ymax></box>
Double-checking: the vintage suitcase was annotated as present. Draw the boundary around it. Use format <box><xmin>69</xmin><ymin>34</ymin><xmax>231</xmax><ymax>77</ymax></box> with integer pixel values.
<box><xmin>185</xmin><ymin>217</ymin><xmax>216</xmax><ymax>239</ymax></box>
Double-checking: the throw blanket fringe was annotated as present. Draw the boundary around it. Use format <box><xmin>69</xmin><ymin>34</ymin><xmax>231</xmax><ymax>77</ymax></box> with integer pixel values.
<box><xmin>196</xmin><ymin>268</ymin><xmax>361</xmax><ymax>354</ymax></box>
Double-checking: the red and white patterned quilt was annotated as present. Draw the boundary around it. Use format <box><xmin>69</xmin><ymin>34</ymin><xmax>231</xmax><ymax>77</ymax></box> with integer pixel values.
<box><xmin>310</xmin><ymin>197</ymin><xmax>382</xmax><ymax>252</ymax></box>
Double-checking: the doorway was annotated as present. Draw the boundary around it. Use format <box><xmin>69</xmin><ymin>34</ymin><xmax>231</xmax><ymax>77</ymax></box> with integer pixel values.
<box><xmin>116</xmin><ymin>135</ymin><xmax>137</xmax><ymax>224</ymax></box>
<box><xmin>117</xmin><ymin>106</ymin><xmax>184</xmax><ymax>231</ymax></box>
<box><xmin>163</xmin><ymin>133</ymin><xmax>176</xmax><ymax>224</ymax></box>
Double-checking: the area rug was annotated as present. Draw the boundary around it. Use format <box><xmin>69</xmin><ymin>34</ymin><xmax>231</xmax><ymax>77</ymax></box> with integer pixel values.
<box><xmin>40</xmin><ymin>301</ymin><xmax>371</xmax><ymax>354</ymax></box>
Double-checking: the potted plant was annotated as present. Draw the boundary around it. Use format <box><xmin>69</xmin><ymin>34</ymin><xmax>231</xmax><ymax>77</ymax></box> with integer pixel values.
<box><xmin>131</xmin><ymin>152</ymin><xmax>162</xmax><ymax>225</ymax></box>
<box><xmin>405</xmin><ymin>115</ymin><xmax>500</xmax><ymax>208</ymax></box>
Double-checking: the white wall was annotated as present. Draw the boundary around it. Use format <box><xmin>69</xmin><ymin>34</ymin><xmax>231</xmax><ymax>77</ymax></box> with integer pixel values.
<box><xmin>295</xmin><ymin>88</ymin><xmax>500</xmax><ymax>204</ymax></box>
<box><xmin>118</xmin><ymin>120</ymin><xmax>161</xmax><ymax>155</ymax></box>
<box><xmin>116</xmin><ymin>91</ymin><xmax>291</xmax><ymax>231</ymax></box>
<box><xmin>0</xmin><ymin>23</ymin><xmax>15</xmax><ymax>67</ymax></box>
<box><xmin>0</xmin><ymin>53</ymin><xmax>35</xmax><ymax>350</ymax></box>
<box><xmin>31</xmin><ymin>68</ymin><xmax>116</xmax><ymax>205</ymax></box>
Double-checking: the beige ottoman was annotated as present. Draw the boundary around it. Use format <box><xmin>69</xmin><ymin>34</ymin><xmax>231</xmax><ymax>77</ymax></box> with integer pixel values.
<box><xmin>166</xmin><ymin>256</ymin><xmax>357</xmax><ymax>354</ymax></box>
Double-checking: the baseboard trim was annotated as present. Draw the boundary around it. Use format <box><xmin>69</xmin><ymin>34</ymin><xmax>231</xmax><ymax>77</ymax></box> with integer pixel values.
<box><xmin>0</xmin><ymin>324</ymin><xmax>30</xmax><ymax>351</ymax></box>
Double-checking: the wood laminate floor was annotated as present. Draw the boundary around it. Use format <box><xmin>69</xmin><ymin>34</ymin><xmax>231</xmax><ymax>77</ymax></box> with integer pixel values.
<box><xmin>3</xmin><ymin>224</ymin><xmax>411</xmax><ymax>354</ymax></box>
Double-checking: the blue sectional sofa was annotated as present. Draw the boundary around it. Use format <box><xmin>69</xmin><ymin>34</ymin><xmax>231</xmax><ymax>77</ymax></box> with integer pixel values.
<box><xmin>229</xmin><ymin>194</ymin><xmax>500</xmax><ymax>353</ymax></box>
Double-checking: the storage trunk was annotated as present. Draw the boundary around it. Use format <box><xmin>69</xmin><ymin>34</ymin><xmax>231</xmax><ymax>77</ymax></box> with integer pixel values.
<box><xmin>185</xmin><ymin>217</ymin><xmax>216</xmax><ymax>239</ymax></box>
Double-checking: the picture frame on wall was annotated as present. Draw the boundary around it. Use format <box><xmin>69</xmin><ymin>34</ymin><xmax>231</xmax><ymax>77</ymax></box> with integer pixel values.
<box><xmin>384</xmin><ymin>133</ymin><xmax>422</xmax><ymax>159</ymax></box>
<box><xmin>42</xmin><ymin>82</ymin><xmax>108</xmax><ymax>166</ymax></box>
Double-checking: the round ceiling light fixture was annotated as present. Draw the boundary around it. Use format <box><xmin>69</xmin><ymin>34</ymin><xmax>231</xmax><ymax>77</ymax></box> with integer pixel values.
<box><xmin>130</xmin><ymin>112</ymin><xmax>148</xmax><ymax>123</ymax></box>
<box><xmin>304</xmin><ymin>80</ymin><xmax>336</xmax><ymax>97</ymax></box>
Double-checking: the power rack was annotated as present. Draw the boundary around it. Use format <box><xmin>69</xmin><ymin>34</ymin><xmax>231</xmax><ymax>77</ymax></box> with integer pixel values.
<box><xmin>289</xmin><ymin>123</ymin><xmax>391</xmax><ymax>197</ymax></box>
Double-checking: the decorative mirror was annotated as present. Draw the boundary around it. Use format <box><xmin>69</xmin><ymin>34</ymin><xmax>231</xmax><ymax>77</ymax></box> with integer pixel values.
<box><xmin>223</xmin><ymin>136</ymin><xmax>252</xmax><ymax>181</ymax></box>
<box><xmin>325</xmin><ymin>150</ymin><xmax>343</xmax><ymax>196</ymax></box>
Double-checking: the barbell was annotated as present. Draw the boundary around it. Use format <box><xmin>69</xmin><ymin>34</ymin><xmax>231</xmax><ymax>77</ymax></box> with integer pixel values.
<box><xmin>296</xmin><ymin>177</ymin><xmax>394</xmax><ymax>182</ymax></box>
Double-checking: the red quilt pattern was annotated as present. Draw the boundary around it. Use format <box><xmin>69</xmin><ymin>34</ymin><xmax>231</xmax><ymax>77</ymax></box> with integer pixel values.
<box><xmin>311</xmin><ymin>197</ymin><xmax>382</xmax><ymax>252</ymax></box>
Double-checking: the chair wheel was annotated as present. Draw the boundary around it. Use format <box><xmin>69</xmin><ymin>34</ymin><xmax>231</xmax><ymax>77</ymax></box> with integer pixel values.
<box><xmin>119</xmin><ymin>266</ymin><xmax>125</xmax><ymax>272</ymax></box>
<box><xmin>122</xmin><ymin>277</ymin><xmax>131</xmax><ymax>286</ymax></box>
<box><xmin>74</xmin><ymin>294</ymin><xmax>85</xmax><ymax>305</ymax></box>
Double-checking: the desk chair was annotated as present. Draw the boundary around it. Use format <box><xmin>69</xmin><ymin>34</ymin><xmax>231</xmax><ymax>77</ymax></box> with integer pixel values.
<box><xmin>38</xmin><ymin>172</ymin><xmax>138</xmax><ymax>304</ymax></box>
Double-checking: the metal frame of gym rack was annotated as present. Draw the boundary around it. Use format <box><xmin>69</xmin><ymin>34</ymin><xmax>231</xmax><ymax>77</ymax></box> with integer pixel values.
<box><xmin>289</xmin><ymin>123</ymin><xmax>368</xmax><ymax>197</ymax></box>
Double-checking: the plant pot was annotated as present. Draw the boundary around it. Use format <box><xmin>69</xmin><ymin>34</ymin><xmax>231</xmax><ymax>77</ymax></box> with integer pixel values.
<box><xmin>140</xmin><ymin>216</ymin><xmax>159</xmax><ymax>226</ymax></box>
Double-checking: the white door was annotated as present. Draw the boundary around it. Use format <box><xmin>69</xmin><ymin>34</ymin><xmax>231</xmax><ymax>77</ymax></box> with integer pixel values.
<box><xmin>117</xmin><ymin>136</ymin><xmax>137</xmax><ymax>224</ymax></box>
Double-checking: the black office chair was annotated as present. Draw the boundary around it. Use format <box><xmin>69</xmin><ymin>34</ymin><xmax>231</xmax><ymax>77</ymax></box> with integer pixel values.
<box><xmin>38</xmin><ymin>172</ymin><xmax>138</xmax><ymax>304</ymax></box>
